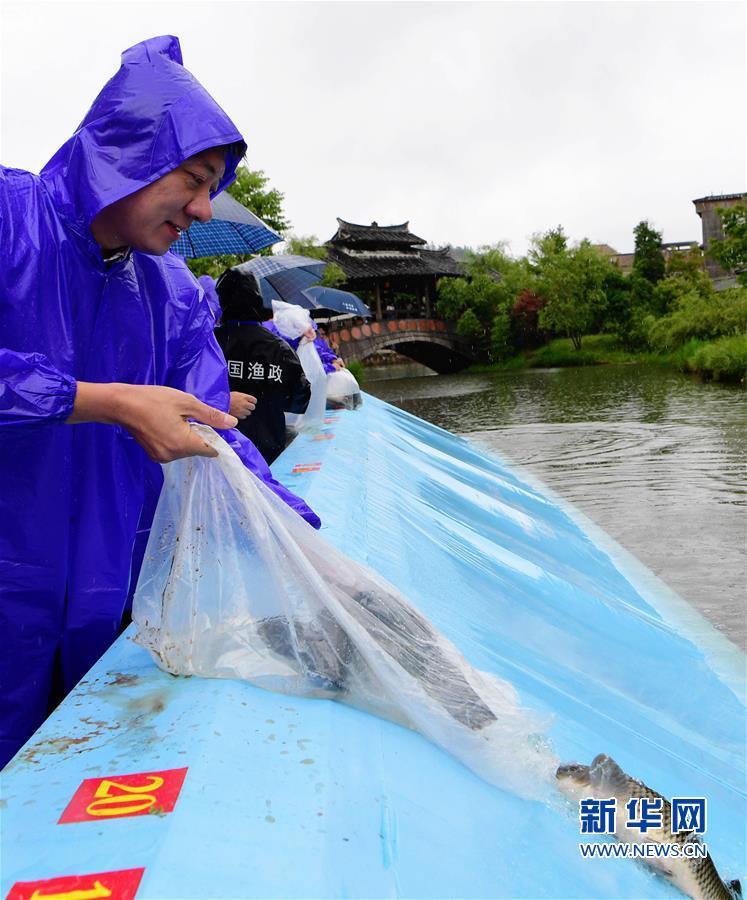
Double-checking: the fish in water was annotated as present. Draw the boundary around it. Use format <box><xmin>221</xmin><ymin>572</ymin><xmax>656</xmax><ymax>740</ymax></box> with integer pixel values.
<box><xmin>556</xmin><ymin>754</ymin><xmax>742</xmax><ymax>900</ymax></box>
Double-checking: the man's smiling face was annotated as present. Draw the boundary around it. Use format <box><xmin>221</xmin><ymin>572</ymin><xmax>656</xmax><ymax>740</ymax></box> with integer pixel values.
<box><xmin>91</xmin><ymin>148</ymin><xmax>226</xmax><ymax>256</ymax></box>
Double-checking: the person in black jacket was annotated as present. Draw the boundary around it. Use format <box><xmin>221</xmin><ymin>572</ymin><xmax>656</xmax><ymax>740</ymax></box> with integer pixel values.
<box><xmin>215</xmin><ymin>267</ymin><xmax>311</xmax><ymax>464</ymax></box>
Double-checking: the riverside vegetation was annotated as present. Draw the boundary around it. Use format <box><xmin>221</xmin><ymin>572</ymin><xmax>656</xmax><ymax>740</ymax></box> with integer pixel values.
<box><xmin>437</xmin><ymin>211</ymin><xmax>747</xmax><ymax>385</ymax></box>
<box><xmin>183</xmin><ymin>164</ymin><xmax>745</xmax><ymax>385</ymax></box>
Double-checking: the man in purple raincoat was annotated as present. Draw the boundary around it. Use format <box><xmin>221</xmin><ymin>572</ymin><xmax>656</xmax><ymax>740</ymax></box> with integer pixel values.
<box><xmin>0</xmin><ymin>36</ymin><xmax>320</xmax><ymax>768</ymax></box>
<box><xmin>313</xmin><ymin>329</ymin><xmax>345</xmax><ymax>373</ymax></box>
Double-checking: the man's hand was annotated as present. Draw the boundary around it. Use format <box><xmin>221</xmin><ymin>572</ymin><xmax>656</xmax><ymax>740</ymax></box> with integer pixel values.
<box><xmin>230</xmin><ymin>391</ymin><xmax>257</xmax><ymax>419</ymax></box>
<box><xmin>68</xmin><ymin>382</ymin><xmax>238</xmax><ymax>462</ymax></box>
<box><xmin>332</xmin><ymin>358</ymin><xmax>345</xmax><ymax>370</ymax></box>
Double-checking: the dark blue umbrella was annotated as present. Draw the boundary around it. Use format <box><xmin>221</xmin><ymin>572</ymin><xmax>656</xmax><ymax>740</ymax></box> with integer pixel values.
<box><xmin>171</xmin><ymin>191</ymin><xmax>281</xmax><ymax>258</ymax></box>
<box><xmin>297</xmin><ymin>285</ymin><xmax>372</xmax><ymax>318</ymax></box>
<box><xmin>236</xmin><ymin>254</ymin><xmax>327</xmax><ymax>306</ymax></box>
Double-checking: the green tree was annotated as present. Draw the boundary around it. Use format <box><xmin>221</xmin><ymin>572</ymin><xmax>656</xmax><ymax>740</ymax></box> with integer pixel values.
<box><xmin>468</xmin><ymin>243</ymin><xmax>538</xmax><ymax>311</ymax></box>
<box><xmin>490</xmin><ymin>310</ymin><xmax>513</xmax><ymax>360</ymax></box>
<box><xmin>633</xmin><ymin>221</ymin><xmax>665</xmax><ymax>284</ymax></box>
<box><xmin>436</xmin><ymin>275</ymin><xmax>472</xmax><ymax>322</ymax></box>
<box><xmin>285</xmin><ymin>233</ymin><xmax>326</xmax><ymax>260</ymax></box>
<box><xmin>647</xmin><ymin>285</ymin><xmax>747</xmax><ymax>351</ymax></box>
<box><xmin>528</xmin><ymin>226</ymin><xmax>568</xmax><ymax>266</ymax></box>
<box><xmin>319</xmin><ymin>264</ymin><xmax>347</xmax><ymax>289</ymax></box>
<box><xmin>653</xmin><ymin>246</ymin><xmax>713</xmax><ymax>316</ymax></box>
<box><xmin>436</xmin><ymin>243</ymin><xmax>538</xmax><ymax>360</ymax></box>
<box><xmin>456</xmin><ymin>307</ymin><xmax>482</xmax><ymax>339</ymax></box>
<box><xmin>284</xmin><ymin>233</ymin><xmax>346</xmax><ymax>287</ymax></box>
<box><xmin>534</xmin><ymin>234</ymin><xmax>610</xmax><ymax>350</ymax></box>
<box><xmin>186</xmin><ymin>164</ymin><xmax>289</xmax><ymax>280</ymax></box>
<box><xmin>601</xmin><ymin>266</ymin><xmax>632</xmax><ymax>334</ymax></box>
<box><xmin>665</xmin><ymin>245</ymin><xmax>708</xmax><ymax>283</ymax></box>
<box><xmin>707</xmin><ymin>203</ymin><xmax>747</xmax><ymax>284</ymax></box>
<box><xmin>228</xmin><ymin>165</ymin><xmax>290</xmax><ymax>235</ymax></box>
<box><xmin>436</xmin><ymin>272</ymin><xmax>507</xmax><ymax>359</ymax></box>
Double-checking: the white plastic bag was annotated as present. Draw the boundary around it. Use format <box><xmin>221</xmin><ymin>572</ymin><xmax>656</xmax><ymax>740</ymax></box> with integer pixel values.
<box><xmin>271</xmin><ymin>300</ymin><xmax>312</xmax><ymax>340</ymax></box>
<box><xmin>133</xmin><ymin>426</ymin><xmax>557</xmax><ymax>799</ymax></box>
<box><xmin>270</xmin><ymin>301</ymin><xmax>327</xmax><ymax>431</ymax></box>
<box><xmin>326</xmin><ymin>368</ymin><xmax>362</xmax><ymax>410</ymax></box>
<box><xmin>285</xmin><ymin>337</ymin><xmax>327</xmax><ymax>431</ymax></box>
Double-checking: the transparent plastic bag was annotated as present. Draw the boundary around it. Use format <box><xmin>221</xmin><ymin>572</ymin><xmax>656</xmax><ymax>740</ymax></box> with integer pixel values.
<box><xmin>326</xmin><ymin>368</ymin><xmax>362</xmax><ymax>410</ymax></box>
<box><xmin>133</xmin><ymin>425</ymin><xmax>557</xmax><ymax>799</ymax></box>
<box><xmin>271</xmin><ymin>300</ymin><xmax>312</xmax><ymax>340</ymax></box>
<box><xmin>285</xmin><ymin>337</ymin><xmax>327</xmax><ymax>431</ymax></box>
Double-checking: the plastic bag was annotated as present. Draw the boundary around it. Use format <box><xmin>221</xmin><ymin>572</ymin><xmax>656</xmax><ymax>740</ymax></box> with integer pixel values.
<box><xmin>133</xmin><ymin>426</ymin><xmax>558</xmax><ymax>799</ymax></box>
<box><xmin>326</xmin><ymin>368</ymin><xmax>362</xmax><ymax>410</ymax></box>
<box><xmin>268</xmin><ymin>302</ymin><xmax>327</xmax><ymax>431</ymax></box>
<box><xmin>271</xmin><ymin>300</ymin><xmax>312</xmax><ymax>339</ymax></box>
<box><xmin>285</xmin><ymin>337</ymin><xmax>327</xmax><ymax>431</ymax></box>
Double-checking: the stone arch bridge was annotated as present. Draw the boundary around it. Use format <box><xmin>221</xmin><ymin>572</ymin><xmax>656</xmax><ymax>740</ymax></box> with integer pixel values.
<box><xmin>326</xmin><ymin>318</ymin><xmax>475</xmax><ymax>374</ymax></box>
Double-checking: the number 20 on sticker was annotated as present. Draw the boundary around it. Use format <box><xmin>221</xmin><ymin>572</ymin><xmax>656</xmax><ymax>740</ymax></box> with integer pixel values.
<box><xmin>58</xmin><ymin>768</ymin><xmax>188</xmax><ymax>824</ymax></box>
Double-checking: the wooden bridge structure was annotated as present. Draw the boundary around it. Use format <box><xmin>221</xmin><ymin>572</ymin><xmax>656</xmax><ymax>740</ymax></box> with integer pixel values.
<box><xmin>326</xmin><ymin>317</ymin><xmax>475</xmax><ymax>374</ymax></box>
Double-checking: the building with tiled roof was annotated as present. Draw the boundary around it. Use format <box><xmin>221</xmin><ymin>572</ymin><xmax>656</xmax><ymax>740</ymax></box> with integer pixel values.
<box><xmin>325</xmin><ymin>219</ymin><xmax>462</xmax><ymax>320</ymax></box>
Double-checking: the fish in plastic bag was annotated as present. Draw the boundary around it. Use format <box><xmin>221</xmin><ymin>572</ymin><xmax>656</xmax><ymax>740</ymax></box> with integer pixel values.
<box><xmin>133</xmin><ymin>425</ymin><xmax>558</xmax><ymax>799</ymax></box>
<box><xmin>326</xmin><ymin>367</ymin><xmax>362</xmax><ymax>410</ymax></box>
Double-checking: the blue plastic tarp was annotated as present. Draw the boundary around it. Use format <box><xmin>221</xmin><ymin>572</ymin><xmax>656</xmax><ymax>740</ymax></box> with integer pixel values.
<box><xmin>1</xmin><ymin>395</ymin><xmax>744</xmax><ymax>899</ymax></box>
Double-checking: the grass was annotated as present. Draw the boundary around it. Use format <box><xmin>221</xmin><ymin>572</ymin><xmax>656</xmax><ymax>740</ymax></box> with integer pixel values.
<box><xmin>526</xmin><ymin>335</ymin><xmax>651</xmax><ymax>368</ymax></box>
<box><xmin>468</xmin><ymin>335</ymin><xmax>655</xmax><ymax>373</ymax></box>
<box><xmin>680</xmin><ymin>334</ymin><xmax>747</xmax><ymax>384</ymax></box>
<box><xmin>346</xmin><ymin>358</ymin><xmax>367</xmax><ymax>386</ymax></box>
<box><xmin>466</xmin><ymin>334</ymin><xmax>746</xmax><ymax>384</ymax></box>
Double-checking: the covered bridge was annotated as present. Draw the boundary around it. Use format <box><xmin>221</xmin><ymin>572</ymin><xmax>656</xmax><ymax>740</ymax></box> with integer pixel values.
<box><xmin>325</xmin><ymin>219</ymin><xmax>462</xmax><ymax>320</ymax></box>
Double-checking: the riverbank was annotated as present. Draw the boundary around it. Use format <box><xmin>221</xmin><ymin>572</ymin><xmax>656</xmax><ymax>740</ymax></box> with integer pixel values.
<box><xmin>466</xmin><ymin>334</ymin><xmax>747</xmax><ymax>385</ymax></box>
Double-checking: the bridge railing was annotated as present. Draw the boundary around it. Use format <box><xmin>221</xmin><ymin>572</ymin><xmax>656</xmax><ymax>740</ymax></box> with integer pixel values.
<box><xmin>324</xmin><ymin>318</ymin><xmax>475</xmax><ymax>374</ymax></box>
<box><xmin>325</xmin><ymin>317</ymin><xmax>449</xmax><ymax>348</ymax></box>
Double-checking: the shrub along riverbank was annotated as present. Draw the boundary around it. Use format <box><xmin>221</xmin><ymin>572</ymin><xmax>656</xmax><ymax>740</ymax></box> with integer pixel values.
<box><xmin>467</xmin><ymin>333</ymin><xmax>747</xmax><ymax>384</ymax></box>
<box><xmin>360</xmin><ymin>330</ymin><xmax>746</xmax><ymax>385</ymax></box>
<box><xmin>437</xmin><ymin>214</ymin><xmax>747</xmax><ymax>387</ymax></box>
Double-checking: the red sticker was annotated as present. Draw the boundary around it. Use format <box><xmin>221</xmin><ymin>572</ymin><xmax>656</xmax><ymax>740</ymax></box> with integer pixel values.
<box><xmin>292</xmin><ymin>463</ymin><xmax>321</xmax><ymax>473</ymax></box>
<box><xmin>6</xmin><ymin>867</ymin><xmax>145</xmax><ymax>900</ymax></box>
<box><xmin>58</xmin><ymin>767</ymin><xmax>187</xmax><ymax>824</ymax></box>
<box><xmin>312</xmin><ymin>433</ymin><xmax>334</xmax><ymax>441</ymax></box>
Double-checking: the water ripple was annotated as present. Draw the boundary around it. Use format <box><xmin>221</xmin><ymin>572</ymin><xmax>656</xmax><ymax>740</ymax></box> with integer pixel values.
<box><xmin>369</xmin><ymin>366</ymin><xmax>746</xmax><ymax>650</ymax></box>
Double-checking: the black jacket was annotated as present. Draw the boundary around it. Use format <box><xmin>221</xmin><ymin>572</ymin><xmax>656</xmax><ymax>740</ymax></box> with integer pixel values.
<box><xmin>216</xmin><ymin>323</ymin><xmax>310</xmax><ymax>464</ymax></box>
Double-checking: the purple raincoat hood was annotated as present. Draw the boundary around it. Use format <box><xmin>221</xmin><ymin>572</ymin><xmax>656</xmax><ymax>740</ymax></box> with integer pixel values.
<box><xmin>40</xmin><ymin>35</ymin><xmax>246</xmax><ymax>231</ymax></box>
<box><xmin>0</xmin><ymin>36</ymin><xmax>319</xmax><ymax>770</ymax></box>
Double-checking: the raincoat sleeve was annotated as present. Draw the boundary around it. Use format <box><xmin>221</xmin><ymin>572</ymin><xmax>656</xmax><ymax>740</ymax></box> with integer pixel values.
<box><xmin>0</xmin><ymin>349</ymin><xmax>77</xmax><ymax>424</ymax></box>
<box><xmin>313</xmin><ymin>336</ymin><xmax>340</xmax><ymax>374</ymax></box>
<box><xmin>168</xmin><ymin>280</ymin><xmax>321</xmax><ymax>530</ymax></box>
<box><xmin>0</xmin><ymin>171</ymin><xmax>78</xmax><ymax>424</ymax></box>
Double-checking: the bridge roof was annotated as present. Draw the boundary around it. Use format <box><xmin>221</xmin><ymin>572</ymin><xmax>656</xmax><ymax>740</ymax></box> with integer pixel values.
<box><xmin>327</xmin><ymin>246</ymin><xmax>463</xmax><ymax>280</ymax></box>
<box><xmin>329</xmin><ymin>219</ymin><xmax>428</xmax><ymax>247</ymax></box>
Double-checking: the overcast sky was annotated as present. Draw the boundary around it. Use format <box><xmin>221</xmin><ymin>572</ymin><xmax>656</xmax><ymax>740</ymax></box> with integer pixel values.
<box><xmin>1</xmin><ymin>1</ymin><xmax>744</xmax><ymax>256</ymax></box>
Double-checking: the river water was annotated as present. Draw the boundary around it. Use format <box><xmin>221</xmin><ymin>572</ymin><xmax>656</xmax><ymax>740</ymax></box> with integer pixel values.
<box><xmin>366</xmin><ymin>364</ymin><xmax>746</xmax><ymax>652</ymax></box>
